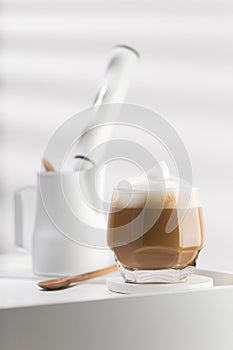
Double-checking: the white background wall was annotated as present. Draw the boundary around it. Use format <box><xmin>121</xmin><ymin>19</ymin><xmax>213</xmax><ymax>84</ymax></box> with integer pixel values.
<box><xmin>1</xmin><ymin>0</ymin><xmax>233</xmax><ymax>272</ymax></box>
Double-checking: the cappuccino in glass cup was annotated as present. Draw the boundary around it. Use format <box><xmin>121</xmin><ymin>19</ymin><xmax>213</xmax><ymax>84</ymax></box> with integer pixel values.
<box><xmin>107</xmin><ymin>186</ymin><xmax>204</xmax><ymax>283</ymax></box>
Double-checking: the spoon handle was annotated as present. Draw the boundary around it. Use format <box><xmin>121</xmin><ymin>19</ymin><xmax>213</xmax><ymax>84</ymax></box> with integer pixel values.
<box><xmin>42</xmin><ymin>158</ymin><xmax>56</xmax><ymax>172</ymax></box>
<box><xmin>70</xmin><ymin>264</ymin><xmax>117</xmax><ymax>284</ymax></box>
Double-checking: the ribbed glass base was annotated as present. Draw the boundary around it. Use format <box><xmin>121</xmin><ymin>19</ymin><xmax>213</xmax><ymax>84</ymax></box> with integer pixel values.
<box><xmin>117</xmin><ymin>262</ymin><xmax>194</xmax><ymax>283</ymax></box>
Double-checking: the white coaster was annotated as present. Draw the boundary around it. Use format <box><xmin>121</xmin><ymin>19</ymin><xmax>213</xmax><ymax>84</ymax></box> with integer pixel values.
<box><xmin>107</xmin><ymin>274</ymin><xmax>213</xmax><ymax>294</ymax></box>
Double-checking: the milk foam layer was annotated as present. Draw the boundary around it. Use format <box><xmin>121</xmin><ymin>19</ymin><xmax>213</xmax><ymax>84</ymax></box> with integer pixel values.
<box><xmin>115</xmin><ymin>161</ymin><xmax>200</xmax><ymax>209</ymax></box>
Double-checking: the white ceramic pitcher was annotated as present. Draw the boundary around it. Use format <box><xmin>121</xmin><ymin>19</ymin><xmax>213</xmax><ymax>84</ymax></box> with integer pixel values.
<box><xmin>14</xmin><ymin>171</ymin><xmax>114</xmax><ymax>276</ymax></box>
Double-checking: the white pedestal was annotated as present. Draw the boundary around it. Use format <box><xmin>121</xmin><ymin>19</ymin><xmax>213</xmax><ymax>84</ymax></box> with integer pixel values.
<box><xmin>107</xmin><ymin>274</ymin><xmax>213</xmax><ymax>294</ymax></box>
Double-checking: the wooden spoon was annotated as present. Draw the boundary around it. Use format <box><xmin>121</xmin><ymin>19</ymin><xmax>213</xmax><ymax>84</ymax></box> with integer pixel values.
<box><xmin>38</xmin><ymin>264</ymin><xmax>117</xmax><ymax>290</ymax></box>
<box><xmin>42</xmin><ymin>157</ymin><xmax>56</xmax><ymax>172</ymax></box>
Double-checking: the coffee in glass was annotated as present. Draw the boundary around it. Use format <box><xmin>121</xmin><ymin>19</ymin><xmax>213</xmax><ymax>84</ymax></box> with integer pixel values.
<box><xmin>107</xmin><ymin>187</ymin><xmax>204</xmax><ymax>283</ymax></box>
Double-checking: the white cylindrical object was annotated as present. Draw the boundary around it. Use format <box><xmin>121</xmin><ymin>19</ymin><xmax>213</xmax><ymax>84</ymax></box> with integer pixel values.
<box><xmin>72</xmin><ymin>45</ymin><xmax>140</xmax><ymax>171</ymax></box>
<box><xmin>94</xmin><ymin>45</ymin><xmax>140</xmax><ymax>106</ymax></box>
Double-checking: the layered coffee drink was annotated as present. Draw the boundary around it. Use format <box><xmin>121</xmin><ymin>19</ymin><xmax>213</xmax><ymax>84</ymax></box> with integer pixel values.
<box><xmin>107</xmin><ymin>163</ymin><xmax>205</xmax><ymax>283</ymax></box>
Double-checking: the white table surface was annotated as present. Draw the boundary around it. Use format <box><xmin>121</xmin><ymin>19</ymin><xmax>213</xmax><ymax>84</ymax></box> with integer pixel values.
<box><xmin>1</xmin><ymin>254</ymin><xmax>233</xmax><ymax>350</ymax></box>
<box><xmin>0</xmin><ymin>253</ymin><xmax>123</xmax><ymax>309</ymax></box>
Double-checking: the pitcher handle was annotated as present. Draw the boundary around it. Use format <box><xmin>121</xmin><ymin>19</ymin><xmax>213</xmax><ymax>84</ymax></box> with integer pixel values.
<box><xmin>14</xmin><ymin>186</ymin><xmax>37</xmax><ymax>252</ymax></box>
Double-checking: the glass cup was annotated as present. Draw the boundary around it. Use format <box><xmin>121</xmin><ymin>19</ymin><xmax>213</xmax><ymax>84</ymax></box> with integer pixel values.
<box><xmin>107</xmin><ymin>187</ymin><xmax>205</xmax><ymax>283</ymax></box>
